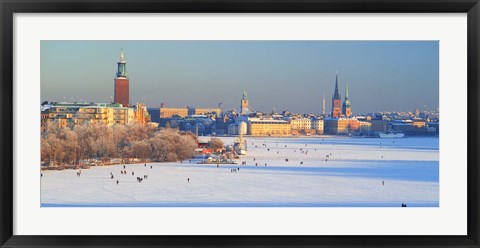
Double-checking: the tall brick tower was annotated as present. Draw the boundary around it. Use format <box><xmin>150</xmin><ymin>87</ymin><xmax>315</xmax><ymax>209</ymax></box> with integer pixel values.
<box><xmin>240</xmin><ymin>90</ymin><xmax>249</xmax><ymax>115</ymax></box>
<box><xmin>342</xmin><ymin>83</ymin><xmax>351</xmax><ymax>117</ymax></box>
<box><xmin>332</xmin><ymin>72</ymin><xmax>342</xmax><ymax>118</ymax></box>
<box><xmin>114</xmin><ymin>51</ymin><xmax>129</xmax><ymax>107</ymax></box>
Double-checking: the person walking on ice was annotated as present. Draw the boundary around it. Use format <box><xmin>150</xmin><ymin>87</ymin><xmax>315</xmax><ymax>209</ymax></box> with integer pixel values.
<box><xmin>187</xmin><ymin>178</ymin><xmax>190</xmax><ymax>183</ymax></box>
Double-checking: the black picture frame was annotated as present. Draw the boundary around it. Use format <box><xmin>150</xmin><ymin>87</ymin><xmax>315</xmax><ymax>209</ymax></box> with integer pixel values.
<box><xmin>1</xmin><ymin>0</ymin><xmax>479</xmax><ymax>247</ymax></box>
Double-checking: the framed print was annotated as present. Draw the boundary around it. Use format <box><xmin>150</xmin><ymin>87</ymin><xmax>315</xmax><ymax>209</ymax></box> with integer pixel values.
<box><xmin>1</xmin><ymin>0</ymin><xmax>479</xmax><ymax>247</ymax></box>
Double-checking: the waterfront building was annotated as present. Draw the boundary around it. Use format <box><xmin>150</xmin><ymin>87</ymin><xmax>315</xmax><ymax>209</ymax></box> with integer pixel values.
<box><xmin>289</xmin><ymin>118</ymin><xmax>312</xmax><ymax>130</ymax></box>
<box><xmin>347</xmin><ymin>118</ymin><xmax>360</xmax><ymax>132</ymax></box>
<box><xmin>41</xmin><ymin>102</ymin><xmax>135</xmax><ymax>129</ymax></box>
<box><xmin>41</xmin><ymin>102</ymin><xmax>90</xmax><ymax>130</ymax></box>
<box><xmin>114</xmin><ymin>51</ymin><xmax>130</xmax><ymax>107</ymax></box>
<box><xmin>311</xmin><ymin>117</ymin><xmax>324</xmax><ymax>135</ymax></box>
<box><xmin>189</xmin><ymin>107</ymin><xmax>221</xmax><ymax>116</ymax></box>
<box><xmin>288</xmin><ymin>117</ymin><xmax>313</xmax><ymax>135</ymax></box>
<box><xmin>370</xmin><ymin>115</ymin><xmax>390</xmax><ymax>132</ymax></box>
<box><xmin>76</xmin><ymin>104</ymin><xmax>134</xmax><ymax>126</ymax></box>
<box><xmin>248</xmin><ymin>118</ymin><xmax>291</xmax><ymax>136</ymax></box>
<box><xmin>359</xmin><ymin>121</ymin><xmax>372</xmax><ymax>134</ymax></box>
<box><xmin>342</xmin><ymin>83</ymin><xmax>352</xmax><ymax>117</ymax></box>
<box><xmin>388</xmin><ymin>119</ymin><xmax>430</xmax><ymax>136</ymax></box>
<box><xmin>134</xmin><ymin>103</ymin><xmax>152</xmax><ymax>124</ymax></box>
<box><xmin>159</xmin><ymin>107</ymin><xmax>189</xmax><ymax>118</ymax></box>
<box><xmin>240</xmin><ymin>90</ymin><xmax>249</xmax><ymax>115</ymax></box>
<box><xmin>332</xmin><ymin>73</ymin><xmax>342</xmax><ymax>118</ymax></box>
<box><xmin>370</xmin><ymin>114</ymin><xmax>390</xmax><ymax>132</ymax></box>
<box><xmin>111</xmin><ymin>105</ymin><xmax>135</xmax><ymax>125</ymax></box>
<box><xmin>77</xmin><ymin>106</ymin><xmax>114</xmax><ymax>125</ymax></box>
<box><xmin>412</xmin><ymin>119</ymin><xmax>426</xmax><ymax>128</ymax></box>
<box><xmin>160</xmin><ymin>107</ymin><xmax>221</xmax><ymax>119</ymax></box>
<box><xmin>324</xmin><ymin>118</ymin><xmax>349</xmax><ymax>134</ymax></box>
<box><xmin>389</xmin><ymin>121</ymin><xmax>413</xmax><ymax>133</ymax></box>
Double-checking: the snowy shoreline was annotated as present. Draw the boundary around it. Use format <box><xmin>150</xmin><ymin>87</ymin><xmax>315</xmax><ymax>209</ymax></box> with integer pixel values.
<box><xmin>41</xmin><ymin>136</ymin><xmax>439</xmax><ymax>207</ymax></box>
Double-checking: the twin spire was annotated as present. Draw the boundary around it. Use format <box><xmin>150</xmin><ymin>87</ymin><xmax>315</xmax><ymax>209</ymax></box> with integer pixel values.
<box><xmin>345</xmin><ymin>83</ymin><xmax>349</xmax><ymax>100</ymax></box>
<box><xmin>331</xmin><ymin>71</ymin><xmax>352</xmax><ymax>117</ymax></box>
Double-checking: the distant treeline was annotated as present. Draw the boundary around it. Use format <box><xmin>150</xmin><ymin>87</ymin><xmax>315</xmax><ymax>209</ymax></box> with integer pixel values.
<box><xmin>41</xmin><ymin>123</ymin><xmax>198</xmax><ymax>166</ymax></box>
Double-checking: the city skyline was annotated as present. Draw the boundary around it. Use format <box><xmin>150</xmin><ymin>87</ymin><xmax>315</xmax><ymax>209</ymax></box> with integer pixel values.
<box><xmin>41</xmin><ymin>40</ymin><xmax>439</xmax><ymax>113</ymax></box>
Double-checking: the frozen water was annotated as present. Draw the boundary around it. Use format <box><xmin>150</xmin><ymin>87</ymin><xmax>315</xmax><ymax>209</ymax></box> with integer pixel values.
<box><xmin>41</xmin><ymin>136</ymin><xmax>439</xmax><ymax>207</ymax></box>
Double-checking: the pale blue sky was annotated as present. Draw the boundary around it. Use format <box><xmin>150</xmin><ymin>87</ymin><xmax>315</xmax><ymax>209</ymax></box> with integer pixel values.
<box><xmin>41</xmin><ymin>41</ymin><xmax>439</xmax><ymax>114</ymax></box>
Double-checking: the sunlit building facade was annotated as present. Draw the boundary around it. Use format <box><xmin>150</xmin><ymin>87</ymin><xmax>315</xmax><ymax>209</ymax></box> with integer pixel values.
<box><xmin>324</xmin><ymin>118</ymin><xmax>349</xmax><ymax>134</ymax></box>
<box><xmin>41</xmin><ymin>102</ymin><xmax>135</xmax><ymax>130</ymax></box>
<box><xmin>159</xmin><ymin>107</ymin><xmax>189</xmax><ymax>118</ymax></box>
<box><xmin>311</xmin><ymin>118</ymin><xmax>324</xmax><ymax>135</ymax></box>
<box><xmin>248</xmin><ymin>118</ymin><xmax>291</xmax><ymax>136</ymax></box>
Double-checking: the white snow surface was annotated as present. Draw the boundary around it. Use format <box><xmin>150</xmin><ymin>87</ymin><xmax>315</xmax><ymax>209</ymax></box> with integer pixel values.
<box><xmin>41</xmin><ymin>136</ymin><xmax>439</xmax><ymax>207</ymax></box>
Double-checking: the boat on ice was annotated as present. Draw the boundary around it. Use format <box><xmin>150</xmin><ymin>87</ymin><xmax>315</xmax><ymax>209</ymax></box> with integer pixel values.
<box><xmin>378</xmin><ymin>131</ymin><xmax>405</xmax><ymax>138</ymax></box>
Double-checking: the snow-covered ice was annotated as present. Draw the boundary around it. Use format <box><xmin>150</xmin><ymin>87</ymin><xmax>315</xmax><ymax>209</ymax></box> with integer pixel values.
<box><xmin>41</xmin><ymin>136</ymin><xmax>439</xmax><ymax>207</ymax></box>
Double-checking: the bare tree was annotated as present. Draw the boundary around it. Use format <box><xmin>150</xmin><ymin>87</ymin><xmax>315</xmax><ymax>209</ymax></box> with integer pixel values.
<box><xmin>147</xmin><ymin>128</ymin><xmax>197</xmax><ymax>162</ymax></box>
<box><xmin>209</xmin><ymin>138</ymin><xmax>224</xmax><ymax>152</ymax></box>
<box><xmin>130</xmin><ymin>140</ymin><xmax>150</xmax><ymax>159</ymax></box>
<box><xmin>148</xmin><ymin>135</ymin><xmax>169</xmax><ymax>161</ymax></box>
<box><xmin>41</xmin><ymin>120</ymin><xmax>197</xmax><ymax>166</ymax></box>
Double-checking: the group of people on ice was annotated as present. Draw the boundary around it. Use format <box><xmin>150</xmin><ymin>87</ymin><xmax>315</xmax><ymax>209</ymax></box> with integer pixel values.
<box><xmin>106</xmin><ymin>164</ymin><xmax>152</xmax><ymax>185</ymax></box>
<box><xmin>137</xmin><ymin>175</ymin><xmax>148</xmax><ymax>183</ymax></box>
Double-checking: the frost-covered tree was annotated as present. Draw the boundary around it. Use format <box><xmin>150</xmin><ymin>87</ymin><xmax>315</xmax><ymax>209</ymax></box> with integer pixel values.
<box><xmin>209</xmin><ymin>137</ymin><xmax>224</xmax><ymax>152</ymax></box>
<box><xmin>41</xmin><ymin>121</ymin><xmax>197</xmax><ymax>165</ymax></box>
<box><xmin>41</xmin><ymin>125</ymin><xmax>78</xmax><ymax>165</ymax></box>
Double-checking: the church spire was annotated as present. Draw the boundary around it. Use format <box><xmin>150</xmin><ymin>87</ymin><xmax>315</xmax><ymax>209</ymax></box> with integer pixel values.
<box><xmin>333</xmin><ymin>71</ymin><xmax>340</xmax><ymax>100</ymax></box>
<box><xmin>342</xmin><ymin>81</ymin><xmax>351</xmax><ymax>117</ymax></box>
<box><xmin>331</xmin><ymin>71</ymin><xmax>342</xmax><ymax>118</ymax></box>
<box><xmin>345</xmin><ymin>83</ymin><xmax>349</xmax><ymax>99</ymax></box>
